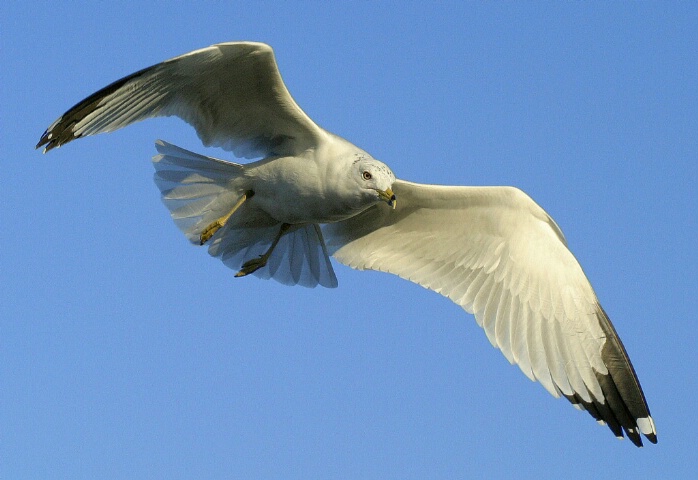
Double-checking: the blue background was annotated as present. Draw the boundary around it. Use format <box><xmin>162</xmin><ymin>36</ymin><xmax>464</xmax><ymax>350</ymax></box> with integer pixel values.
<box><xmin>2</xmin><ymin>2</ymin><xmax>696</xmax><ymax>478</ymax></box>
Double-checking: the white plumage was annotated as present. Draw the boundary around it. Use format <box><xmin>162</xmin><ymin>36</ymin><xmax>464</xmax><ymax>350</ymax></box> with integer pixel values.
<box><xmin>37</xmin><ymin>41</ymin><xmax>656</xmax><ymax>446</ymax></box>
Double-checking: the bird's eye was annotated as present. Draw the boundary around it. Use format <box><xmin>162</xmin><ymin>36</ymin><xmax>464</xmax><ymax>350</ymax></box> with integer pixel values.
<box><xmin>362</xmin><ymin>171</ymin><xmax>372</xmax><ymax>181</ymax></box>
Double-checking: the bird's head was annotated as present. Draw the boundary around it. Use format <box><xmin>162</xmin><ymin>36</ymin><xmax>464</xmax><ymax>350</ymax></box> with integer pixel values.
<box><xmin>352</xmin><ymin>155</ymin><xmax>396</xmax><ymax>209</ymax></box>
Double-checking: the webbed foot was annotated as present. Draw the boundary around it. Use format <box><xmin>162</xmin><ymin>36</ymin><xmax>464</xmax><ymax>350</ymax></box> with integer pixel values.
<box><xmin>235</xmin><ymin>255</ymin><xmax>270</xmax><ymax>277</ymax></box>
<box><xmin>199</xmin><ymin>192</ymin><xmax>250</xmax><ymax>246</ymax></box>
<box><xmin>234</xmin><ymin>223</ymin><xmax>291</xmax><ymax>278</ymax></box>
<box><xmin>200</xmin><ymin>220</ymin><xmax>224</xmax><ymax>245</ymax></box>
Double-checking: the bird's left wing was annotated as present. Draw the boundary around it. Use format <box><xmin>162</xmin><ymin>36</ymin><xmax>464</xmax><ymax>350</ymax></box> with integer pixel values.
<box><xmin>37</xmin><ymin>42</ymin><xmax>328</xmax><ymax>158</ymax></box>
<box><xmin>324</xmin><ymin>179</ymin><xmax>656</xmax><ymax>446</ymax></box>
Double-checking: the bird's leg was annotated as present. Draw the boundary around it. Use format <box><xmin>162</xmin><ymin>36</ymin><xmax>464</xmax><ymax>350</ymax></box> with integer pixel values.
<box><xmin>235</xmin><ymin>223</ymin><xmax>292</xmax><ymax>277</ymax></box>
<box><xmin>199</xmin><ymin>192</ymin><xmax>251</xmax><ymax>245</ymax></box>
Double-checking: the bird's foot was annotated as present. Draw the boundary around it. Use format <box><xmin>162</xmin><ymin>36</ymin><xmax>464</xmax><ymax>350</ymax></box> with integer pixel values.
<box><xmin>199</xmin><ymin>192</ymin><xmax>252</xmax><ymax>246</ymax></box>
<box><xmin>200</xmin><ymin>220</ymin><xmax>224</xmax><ymax>245</ymax></box>
<box><xmin>234</xmin><ymin>222</ymin><xmax>291</xmax><ymax>277</ymax></box>
<box><xmin>235</xmin><ymin>255</ymin><xmax>269</xmax><ymax>277</ymax></box>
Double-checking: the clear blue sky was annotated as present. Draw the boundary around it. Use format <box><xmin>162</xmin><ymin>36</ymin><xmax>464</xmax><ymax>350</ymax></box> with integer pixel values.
<box><xmin>2</xmin><ymin>2</ymin><xmax>696</xmax><ymax>478</ymax></box>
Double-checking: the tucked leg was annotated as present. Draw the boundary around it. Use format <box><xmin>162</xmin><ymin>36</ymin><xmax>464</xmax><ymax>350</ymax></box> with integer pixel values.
<box><xmin>200</xmin><ymin>192</ymin><xmax>250</xmax><ymax>245</ymax></box>
<box><xmin>235</xmin><ymin>223</ymin><xmax>292</xmax><ymax>277</ymax></box>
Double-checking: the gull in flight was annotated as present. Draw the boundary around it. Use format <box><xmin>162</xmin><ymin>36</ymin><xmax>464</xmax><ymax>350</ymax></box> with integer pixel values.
<box><xmin>37</xmin><ymin>41</ymin><xmax>656</xmax><ymax>446</ymax></box>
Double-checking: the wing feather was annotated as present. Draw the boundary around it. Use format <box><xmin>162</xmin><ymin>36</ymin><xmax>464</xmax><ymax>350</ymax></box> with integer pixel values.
<box><xmin>494</xmin><ymin>289</ymin><xmax>515</xmax><ymax>364</ymax></box>
<box><xmin>514</xmin><ymin>304</ymin><xmax>536</xmax><ymax>382</ymax></box>
<box><xmin>324</xmin><ymin>179</ymin><xmax>656</xmax><ymax>445</ymax></box>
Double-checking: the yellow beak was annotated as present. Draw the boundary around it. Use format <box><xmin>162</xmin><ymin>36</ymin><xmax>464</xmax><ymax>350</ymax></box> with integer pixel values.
<box><xmin>378</xmin><ymin>188</ymin><xmax>397</xmax><ymax>209</ymax></box>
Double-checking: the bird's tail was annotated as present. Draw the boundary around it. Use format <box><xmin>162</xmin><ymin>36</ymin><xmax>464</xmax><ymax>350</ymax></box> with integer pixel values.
<box><xmin>152</xmin><ymin>139</ymin><xmax>246</xmax><ymax>244</ymax></box>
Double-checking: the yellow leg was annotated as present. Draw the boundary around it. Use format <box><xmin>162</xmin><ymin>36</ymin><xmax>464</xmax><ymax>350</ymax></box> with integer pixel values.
<box><xmin>199</xmin><ymin>193</ymin><xmax>249</xmax><ymax>246</ymax></box>
<box><xmin>235</xmin><ymin>223</ymin><xmax>292</xmax><ymax>277</ymax></box>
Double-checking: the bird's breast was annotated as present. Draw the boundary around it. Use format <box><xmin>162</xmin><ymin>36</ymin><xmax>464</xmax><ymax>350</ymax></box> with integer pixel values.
<box><xmin>247</xmin><ymin>155</ymin><xmax>360</xmax><ymax>225</ymax></box>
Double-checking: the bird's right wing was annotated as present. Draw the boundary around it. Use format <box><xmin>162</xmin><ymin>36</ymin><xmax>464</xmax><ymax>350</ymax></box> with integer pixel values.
<box><xmin>37</xmin><ymin>42</ymin><xmax>328</xmax><ymax>158</ymax></box>
<box><xmin>324</xmin><ymin>179</ymin><xmax>656</xmax><ymax>446</ymax></box>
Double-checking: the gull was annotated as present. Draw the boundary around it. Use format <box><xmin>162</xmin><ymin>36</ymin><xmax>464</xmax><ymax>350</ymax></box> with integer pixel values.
<box><xmin>36</xmin><ymin>41</ymin><xmax>656</xmax><ymax>446</ymax></box>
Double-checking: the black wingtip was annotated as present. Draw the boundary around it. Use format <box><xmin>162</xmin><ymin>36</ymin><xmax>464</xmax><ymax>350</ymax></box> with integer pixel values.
<box><xmin>628</xmin><ymin>429</ymin><xmax>644</xmax><ymax>448</ymax></box>
<box><xmin>36</xmin><ymin>130</ymin><xmax>51</xmax><ymax>152</ymax></box>
<box><xmin>561</xmin><ymin>304</ymin><xmax>657</xmax><ymax>447</ymax></box>
<box><xmin>595</xmin><ymin>304</ymin><xmax>657</xmax><ymax>447</ymax></box>
<box><xmin>36</xmin><ymin>126</ymin><xmax>66</xmax><ymax>153</ymax></box>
